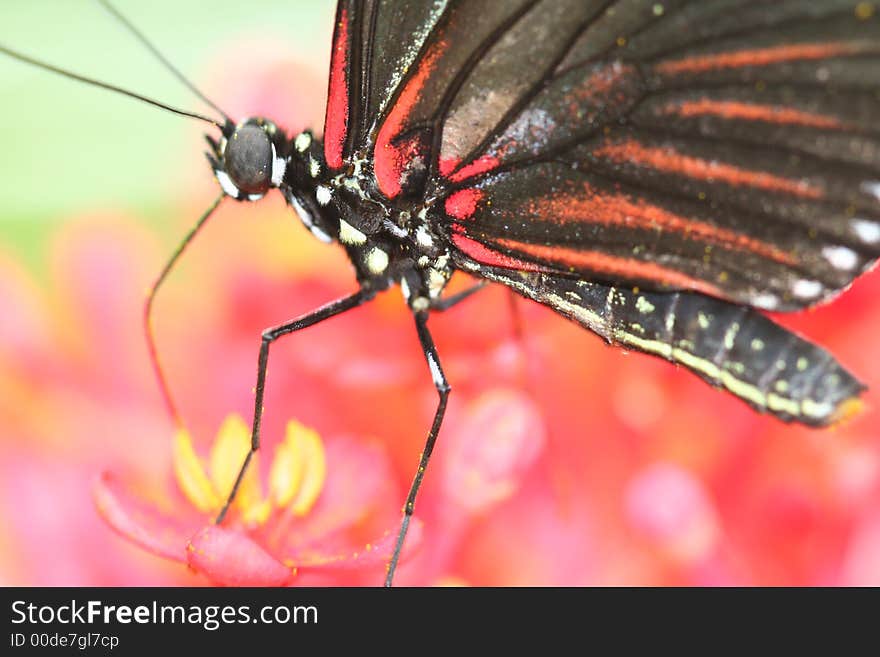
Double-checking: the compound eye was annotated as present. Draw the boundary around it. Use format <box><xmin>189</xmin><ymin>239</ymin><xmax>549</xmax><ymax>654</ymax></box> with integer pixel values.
<box><xmin>225</xmin><ymin>124</ymin><xmax>273</xmax><ymax>195</ymax></box>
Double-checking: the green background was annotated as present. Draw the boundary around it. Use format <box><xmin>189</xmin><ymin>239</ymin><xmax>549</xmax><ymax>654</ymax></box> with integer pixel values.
<box><xmin>1</xmin><ymin>0</ymin><xmax>335</xmax><ymax>265</ymax></box>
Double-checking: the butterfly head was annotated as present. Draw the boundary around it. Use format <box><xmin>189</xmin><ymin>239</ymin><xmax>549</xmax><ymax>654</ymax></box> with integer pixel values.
<box><xmin>208</xmin><ymin>117</ymin><xmax>288</xmax><ymax>201</ymax></box>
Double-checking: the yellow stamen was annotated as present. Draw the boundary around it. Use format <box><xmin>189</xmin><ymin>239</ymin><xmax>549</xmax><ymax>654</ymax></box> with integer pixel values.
<box><xmin>241</xmin><ymin>498</ymin><xmax>273</xmax><ymax>526</ymax></box>
<box><xmin>172</xmin><ymin>428</ymin><xmax>219</xmax><ymax>512</ymax></box>
<box><xmin>269</xmin><ymin>420</ymin><xmax>326</xmax><ymax>516</ymax></box>
<box><xmin>209</xmin><ymin>415</ymin><xmax>264</xmax><ymax>517</ymax></box>
<box><xmin>173</xmin><ymin>414</ymin><xmax>328</xmax><ymax>525</ymax></box>
<box><xmin>269</xmin><ymin>428</ymin><xmax>306</xmax><ymax>507</ymax></box>
<box><xmin>288</xmin><ymin>422</ymin><xmax>326</xmax><ymax>516</ymax></box>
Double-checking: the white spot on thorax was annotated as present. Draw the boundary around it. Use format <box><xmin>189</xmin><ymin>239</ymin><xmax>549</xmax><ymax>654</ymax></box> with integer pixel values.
<box><xmin>339</xmin><ymin>219</ymin><xmax>367</xmax><ymax>246</ymax></box>
<box><xmin>316</xmin><ymin>185</ymin><xmax>332</xmax><ymax>206</ymax></box>
<box><xmin>365</xmin><ymin>247</ymin><xmax>389</xmax><ymax>275</ymax></box>
<box><xmin>822</xmin><ymin>245</ymin><xmax>859</xmax><ymax>271</ymax></box>
<box><xmin>294</xmin><ymin>132</ymin><xmax>312</xmax><ymax>152</ymax></box>
<box><xmin>308</xmin><ymin>155</ymin><xmax>320</xmax><ymax>178</ymax></box>
<box><xmin>415</xmin><ymin>225</ymin><xmax>434</xmax><ymax>249</ymax></box>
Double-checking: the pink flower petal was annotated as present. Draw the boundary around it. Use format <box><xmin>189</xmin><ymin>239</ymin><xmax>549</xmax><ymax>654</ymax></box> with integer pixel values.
<box><xmin>625</xmin><ymin>463</ymin><xmax>719</xmax><ymax>563</ymax></box>
<box><xmin>292</xmin><ymin>518</ymin><xmax>425</xmax><ymax>571</ymax></box>
<box><xmin>93</xmin><ymin>472</ymin><xmax>200</xmax><ymax>563</ymax></box>
<box><xmin>443</xmin><ymin>390</ymin><xmax>546</xmax><ymax>513</ymax></box>
<box><xmin>187</xmin><ymin>525</ymin><xmax>293</xmax><ymax>586</ymax></box>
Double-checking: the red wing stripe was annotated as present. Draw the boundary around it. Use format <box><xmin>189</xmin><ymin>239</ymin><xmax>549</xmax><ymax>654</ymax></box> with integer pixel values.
<box><xmin>440</xmin><ymin>155</ymin><xmax>501</xmax><ymax>183</ymax></box>
<box><xmin>445</xmin><ymin>189</ymin><xmax>484</xmax><ymax>220</ymax></box>
<box><xmin>451</xmin><ymin>231</ymin><xmax>546</xmax><ymax>272</ymax></box>
<box><xmin>594</xmin><ymin>139</ymin><xmax>823</xmax><ymax>200</ymax></box>
<box><xmin>525</xmin><ymin>182</ymin><xmax>797</xmax><ymax>265</ymax></box>
<box><xmin>494</xmin><ymin>239</ymin><xmax>723</xmax><ymax>297</ymax></box>
<box><xmin>439</xmin><ymin>157</ymin><xmax>460</xmax><ymax>178</ymax></box>
<box><xmin>374</xmin><ymin>44</ymin><xmax>444</xmax><ymax>198</ymax></box>
<box><xmin>324</xmin><ymin>6</ymin><xmax>350</xmax><ymax>170</ymax></box>
<box><xmin>655</xmin><ymin>42</ymin><xmax>875</xmax><ymax>75</ymax></box>
<box><xmin>663</xmin><ymin>99</ymin><xmax>846</xmax><ymax>129</ymax></box>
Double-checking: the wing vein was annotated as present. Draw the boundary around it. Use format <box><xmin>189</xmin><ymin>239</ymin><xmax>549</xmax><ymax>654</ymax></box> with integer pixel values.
<box><xmin>433</xmin><ymin>0</ymin><xmax>621</xmax><ymax>187</ymax></box>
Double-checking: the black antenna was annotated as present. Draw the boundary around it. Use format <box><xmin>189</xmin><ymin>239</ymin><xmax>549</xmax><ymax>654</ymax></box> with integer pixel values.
<box><xmin>0</xmin><ymin>44</ymin><xmax>223</xmax><ymax>128</ymax></box>
<box><xmin>96</xmin><ymin>0</ymin><xmax>231</xmax><ymax>123</ymax></box>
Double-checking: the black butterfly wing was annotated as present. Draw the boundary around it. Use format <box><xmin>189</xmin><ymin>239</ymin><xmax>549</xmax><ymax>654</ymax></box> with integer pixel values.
<box><xmin>326</xmin><ymin>0</ymin><xmax>447</xmax><ymax>170</ymax></box>
<box><xmin>323</xmin><ymin>0</ymin><xmax>539</xmax><ymax>180</ymax></box>
<box><xmin>429</xmin><ymin>0</ymin><xmax>880</xmax><ymax>311</ymax></box>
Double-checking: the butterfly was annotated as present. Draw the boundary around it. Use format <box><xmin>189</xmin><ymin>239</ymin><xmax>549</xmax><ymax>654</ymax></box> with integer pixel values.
<box><xmin>4</xmin><ymin>0</ymin><xmax>879</xmax><ymax>585</ymax></box>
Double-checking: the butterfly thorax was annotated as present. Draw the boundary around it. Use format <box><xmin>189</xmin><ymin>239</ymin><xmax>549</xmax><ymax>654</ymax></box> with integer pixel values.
<box><xmin>208</xmin><ymin>119</ymin><xmax>453</xmax><ymax>310</ymax></box>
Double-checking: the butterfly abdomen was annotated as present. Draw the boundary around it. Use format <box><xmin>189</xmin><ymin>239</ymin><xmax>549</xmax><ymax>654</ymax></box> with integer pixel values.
<box><xmin>479</xmin><ymin>267</ymin><xmax>864</xmax><ymax>427</ymax></box>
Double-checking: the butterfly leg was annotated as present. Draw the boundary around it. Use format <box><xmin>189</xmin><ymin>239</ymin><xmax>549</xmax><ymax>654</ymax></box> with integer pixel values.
<box><xmin>433</xmin><ymin>281</ymin><xmax>531</xmax><ymax>388</ymax></box>
<box><xmin>506</xmin><ymin>288</ymin><xmax>524</xmax><ymax>343</ymax></box>
<box><xmin>215</xmin><ymin>290</ymin><xmax>372</xmax><ymax>524</ymax></box>
<box><xmin>504</xmin><ymin>288</ymin><xmax>536</xmax><ymax>390</ymax></box>
<box><xmin>430</xmin><ymin>280</ymin><xmax>488</xmax><ymax>311</ymax></box>
<box><xmin>385</xmin><ymin>310</ymin><xmax>450</xmax><ymax>586</ymax></box>
<box><xmin>145</xmin><ymin>194</ymin><xmax>224</xmax><ymax>427</ymax></box>
<box><xmin>432</xmin><ymin>280</ymin><xmax>525</xmax><ymax>345</ymax></box>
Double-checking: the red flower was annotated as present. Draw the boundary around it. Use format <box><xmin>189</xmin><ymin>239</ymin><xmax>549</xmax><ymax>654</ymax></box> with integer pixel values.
<box><xmin>95</xmin><ymin>416</ymin><xmax>421</xmax><ymax>585</ymax></box>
